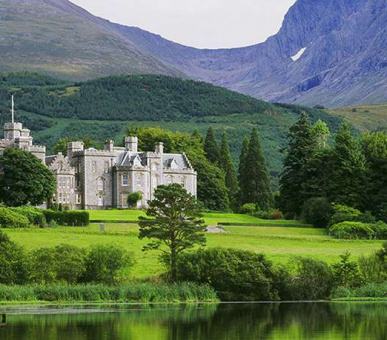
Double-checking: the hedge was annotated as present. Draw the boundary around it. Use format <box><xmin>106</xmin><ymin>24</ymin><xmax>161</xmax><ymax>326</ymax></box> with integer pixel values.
<box><xmin>9</xmin><ymin>206</ymin><xmax>44</xmax><ymax>225</ymax></box>
<box><xmin>0</xmin><ymin>207</ymin><xmax>30</xmax><ymax>228</ymax></box>
<box><xmin>43</xmin><ymin>210</ymin><xmax>90</xmax><ymax>226</ymax></box>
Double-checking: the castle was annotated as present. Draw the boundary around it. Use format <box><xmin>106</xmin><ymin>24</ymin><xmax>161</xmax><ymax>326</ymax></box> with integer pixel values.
<box><xmin>0</xmin><ymin>99</ymin><xmax>197</xmax><ymax>209</ymax></box>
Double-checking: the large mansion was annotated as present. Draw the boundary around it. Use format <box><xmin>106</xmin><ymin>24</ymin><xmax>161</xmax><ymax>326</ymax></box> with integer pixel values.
<box><xmin>0</xmin><ymin>120</ymin><xmax>197</xmax><ymax>209</ymax></box>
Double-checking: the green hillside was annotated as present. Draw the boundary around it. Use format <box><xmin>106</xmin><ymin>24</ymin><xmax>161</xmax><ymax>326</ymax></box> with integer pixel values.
<box><xmin>329</xmin><ymin>103</ymin><xmax>387</xmax><ymax>132</ymax></box>
<box><xmin>0</xmin><ymin>72</ymin><xmax>342</xmax><ymax>178</ymax></box>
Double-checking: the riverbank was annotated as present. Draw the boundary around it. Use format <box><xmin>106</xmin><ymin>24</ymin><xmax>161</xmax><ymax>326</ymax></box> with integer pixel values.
<box><xmin>0</xmin><ymin>283</ymin><xmax>218</xmax><ymax>304</ymax></box>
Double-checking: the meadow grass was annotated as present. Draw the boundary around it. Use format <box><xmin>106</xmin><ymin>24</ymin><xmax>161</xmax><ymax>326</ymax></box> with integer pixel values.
<box><xmin>4</xmin><ymin>221</ymin><xmax>383</xmax><ymax>279</ymax></box>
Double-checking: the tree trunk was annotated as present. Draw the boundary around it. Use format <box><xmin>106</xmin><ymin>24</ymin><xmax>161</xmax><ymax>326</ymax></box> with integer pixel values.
<box><xmin>171</xmin><ymin>248</ymin><xmax>177</xmax><ymax>282</ymax></box>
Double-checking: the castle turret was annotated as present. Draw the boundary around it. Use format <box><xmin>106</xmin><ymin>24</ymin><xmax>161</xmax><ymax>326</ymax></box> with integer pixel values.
<box><xmin>155</xmin><ymin>142</ymin><xmax>164</xmax><ymax>154</ymax></box>
<box><xmin>67</xmin><ymin>142</ymin><xmax>84</xmax><ymax>158</ymax></box>
<box><xmin>125</xmin><ymin>136</ymin><xmax>138</xmax><ymax>153</ymax></box>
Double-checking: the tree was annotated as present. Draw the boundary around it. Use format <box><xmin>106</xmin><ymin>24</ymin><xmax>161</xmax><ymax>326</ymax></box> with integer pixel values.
<box><xmin>127</xmin><ymin>192</ymin><xmax>143</xmax><ymax>208</ymax></box>
<box><xmin>328</xmin><ymin>122</ymin><xmax>365</xmax><ymax>208</ymax></box>
<box><xmin>362</xmin><ymin>132</ymin><xmax>387</xmax><ymax>220</ymax></box>
<box><xmin>242</xmin><ymin>128</ymin><xmax>273</xmax><ymax>210</ymax></box>
<box><xmin>312</xmin><ymin>119</ymin><xmax>330</xmax><ymax>149</ymax></box>
<box><xmin>279</xmin><ymin>113</ymin><xmax>317</xmax><ymax>218</ymax></box>
<box><xmin>219</xmin><ymin>132</ymin><xmax>239</xmax><ymax>209</ymax></box>
<box><xmin>203</xmin><ymin>127</ymin><xmax>220</xmax><ymax>165</ymax></box>
<box><xmin>138</xmin><ymin>184</ymin><xmax>207</xmax><ymax>282</ymax></box>
<box><xmin>0</xmin><ymin>148</ymin><xmax>55</xmax><ymax>207</ymax></box>
<box><xmin>237</xmin><ymin>138</ymin><xmax>249</xmax><ymax>206</ymax></box>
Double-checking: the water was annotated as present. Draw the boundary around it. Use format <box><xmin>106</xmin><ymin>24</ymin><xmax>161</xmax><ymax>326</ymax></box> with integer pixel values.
<box><xmin>0</xmin><ymin>302</ymin><xmax>386</xmax><ymax>340</ymax></box>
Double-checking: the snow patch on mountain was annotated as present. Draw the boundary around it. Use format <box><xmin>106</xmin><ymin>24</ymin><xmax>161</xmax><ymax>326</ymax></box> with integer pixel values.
<box><xmin>291</xmin><ymin>47</ymin><xmax>306</xmax><ymax>61</ymax></box>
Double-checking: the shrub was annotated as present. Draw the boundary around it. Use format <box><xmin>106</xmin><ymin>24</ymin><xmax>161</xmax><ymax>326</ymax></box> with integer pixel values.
<box><xmin>330</xmin><ymin>204</ymin><xmax>362</xmax><ymax>226</ymax></box>
<box><xmin>176</xmin><ymin>248</ymin><xmax>280</xmax><ymax>301</ymax></box>
<box><xmin>329</xmin><ymin>221</ymin><xmax>387</xmax><ymax>240</ymax></box>
<box><xmin>329</xmin><ymin>222</ymin><xmax>374</xmax><ymax>239</ymax></box>
<box><xmin>302</xmin><ymin>197</ymin><xmax>333</xmax><ymax>228</ymax></box>
<box><xmin>332</xmin><ymin>283</ymin><xmax>387</xmax><ymax>299</ymax></box>
<box><xmin>286</xmin><ymin>258</ymin><xmax>333</xmax><ymax>300</ymax></box>
<box><xmin>358</xmin><ymin>254</ymin><xmax>385</xmax><ymax>284</ymax></box>
<box><xmin>331</xmin><ymin>252</ymin><xmax>362</xmax><ymax>288</ymax></box>
<box><xmin>254</xmin><ymin>209</ymin><xmax>284</xmax><ymax>220</ymax></box>
<box><xmin>239</xmin><ymin>203</ymin><xmax>257</xmax><ymax>215</ymax></box>
<box><xmin>0</xmin><ymin>230</ymin><xmax>30</xmax><ymax>284</ymax></box>
<box><xmin>127</xmin><ymin>192</ymin><xmax>143</xmax><ymax>208</ymax></box>
<box><xmin>83</xmin><ymin>244</ymin><xmax>133</xmax><ymax>284</ymax></box>
<box><xmin>31</xmin><ymin>244</ymin><xmax>87</xmax><ymax>284</ymax></box>
<box><xmin>9</xmin><ymin>206</ymin><xmax>44</xmax><ymax>225</ymax></box>
<box><xmin>43</xmin><ymin>210</ymin><xmax>90</xmax><ymax>226</ymax></box>
<box><xmin>0</xmin><ymin>207</ymin><xmax>30</xmax><ymax>228</ymax></box>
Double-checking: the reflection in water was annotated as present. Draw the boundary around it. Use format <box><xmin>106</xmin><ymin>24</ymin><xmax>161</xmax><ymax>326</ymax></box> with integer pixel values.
<box><xmin>0</xmin><ymin>302</ymin><xmax>386</xmax><ymax>340</ymax></box>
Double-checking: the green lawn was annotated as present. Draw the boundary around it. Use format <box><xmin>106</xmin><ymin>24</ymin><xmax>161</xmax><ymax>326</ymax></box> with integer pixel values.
<box><xmin>4</xmin><ymin>222</ymin><xmax>382</xmax><ymax>280</ymax></box>
<box><xmin>88</xmin><ymin>210</ymin><xmax>309</xmax><ymax>227</ymax></box>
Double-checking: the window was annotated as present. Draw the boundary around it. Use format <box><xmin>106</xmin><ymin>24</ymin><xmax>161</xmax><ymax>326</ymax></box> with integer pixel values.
<box><xmin>57</xmin><ymin>177</ymin><xmax>62</xmax><ymax>188</ymax></box>
<box><xmin>122</xmin><ymin>174</ymin><xmax>129</xmax><ymax>186</ymax></box>
<box><xmin>76</xmin><ymin>194</ymin><xmax>81</xmax><ymax>205</ymax></box>
<box><xmin>67</xmin><ymin>178</ymin><xmax>70</xmax><ymax>189</ymax></box>
<box><xmin>180</xmin><ymin>177</ymin><xmax>186</xmax><ymax>188</ymax></box>
<box><xmin>67</xmin><ymin>194</ymin><xmax>70</xmax><ymax>203</ymax></box>
<box><xmin>58</xmin><ymin>193</ymin><xmax>62</xmax><ymax>203</ymax></box>
<box><xmin>98</xmin><ymin>178</ymin><xmax>105</xmax><ymax>191</ymax></box>
<box><xmin>76</xmin><ymin>178</ymin><xmax>80</xmax><ymax>188</ymax></box>
<box><xmin>92</xmin><ymin>161</ymin><xmax>97</xmax><ymax>173</ymax></box>
<box><xmin>52</xmin><ymin>194</ymin><xmax>57</xmax><ymax>203</ymax></box>
<box><xmin>104</xmin><ymin>161</ymin><xmax>109</xmax><ymax>173</ymax></box>
<box><xmin>136</xmin><ymin>174</ymin><xmax>142</xmax><ymax>186</ymax></box>
<box><xmin>62</xmin><ymin>177</ymin><xmax>66</xmax><ymax>189</ymax></box>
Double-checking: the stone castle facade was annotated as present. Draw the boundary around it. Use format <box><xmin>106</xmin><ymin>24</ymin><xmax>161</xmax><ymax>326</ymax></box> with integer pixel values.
<box><xmin>0</xmin><ymin>121</ymin><xmax>197</xmax><ymax>210</ymax></box>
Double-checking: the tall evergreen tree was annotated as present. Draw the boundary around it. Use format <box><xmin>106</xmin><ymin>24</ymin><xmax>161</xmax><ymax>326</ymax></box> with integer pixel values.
<box><xmin>219</xmin><ymin>132</ymin><xmax>239</xmax><ymax>208</ymax></box>
<box><xmin>328</xmin><ymin>122</ymin><xmax>366</xmax><ymax>208</ymax></box>
<box><xmin>203</xmin><ymin>127</ymin><xmax>220</xmax><ymax>165</ymax></box>
<box><xmin>237</xmin><ymin>138</ymin><xmax>249</xmax><ymax>206</ymax></box>
<box><xmin>362</xmin><ymin>132</ymin><xmax>387</xmax><ymax>220</ymax></box>
<box><xmin>242</xmin><ymin>128</ymin><xmax>273</xmax><ymax>210</ymax></box>
<box><xmin>279</xmin><ymin>113</ymin><xmax>317</xmax><ymax>218</ymax></box>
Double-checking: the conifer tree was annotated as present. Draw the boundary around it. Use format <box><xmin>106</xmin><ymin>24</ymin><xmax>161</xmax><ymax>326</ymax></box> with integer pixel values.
<box><xmin>237</xmin><ymin>138</ymin><xmax>249</xmax><ymax>206</ymax></box>
<box><xmin>328</xmin><ymin>122</ymin><xmax>366</xmax><ymax>208</ymax></box>
<box><xmin>219</xmin><ymin>132</ymin><xmax>239</xmax><ymax>208</ymax></box>
<box><xmin>279</xmin><ymin>113</ymin><xmax>317</xmax><ymax>218</ymax></box>
<box><xmin>242</xmin><ymin>128</ymin><xmax>273</xmax><ymax>210</ymax></box>
<box><xmin>204</xmin><ymin>127</ymin><xmax>220</xmax><ymax>165</ymax></box>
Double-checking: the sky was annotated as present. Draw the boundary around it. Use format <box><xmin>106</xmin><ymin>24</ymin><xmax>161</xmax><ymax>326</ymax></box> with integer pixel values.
<box><xmin>70</xmin><ymin>0</ymin><xmax>297</xmax><ymax>49</ymax></box>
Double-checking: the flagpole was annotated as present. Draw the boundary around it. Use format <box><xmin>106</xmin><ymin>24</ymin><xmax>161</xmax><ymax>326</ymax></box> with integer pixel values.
<box><xmin>11</xmin><ymin>95</ymin><xmax>14</xmax><ymax>123</ymax></box>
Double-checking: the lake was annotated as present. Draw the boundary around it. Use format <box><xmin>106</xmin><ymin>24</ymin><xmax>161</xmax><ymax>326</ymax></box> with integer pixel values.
<box><xmin>0</xmin><ymin>302</ymin><xmax>386</xmax><ymax>339</ymax></box>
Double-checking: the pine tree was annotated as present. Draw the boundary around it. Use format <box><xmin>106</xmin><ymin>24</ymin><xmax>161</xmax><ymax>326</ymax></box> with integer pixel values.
<box><xmin>242</xmin><ymin>128</ymin><xmax>273</xmax><ymax>210</ymax></box>
<box><xmin>203</xmin><ymin>127</ymin><xmax>220</xmax><ymax>165</ymax></box>
<box><xmin>219</xmin><ymin>132</ymin><xmax>239</xmax><ymax>208</ymax></box>
<box><xmin>279</xmin><ymin>113</ymin><xmax>317</xmax><ymax>218</ymax></box>
<box><xmin>328</xmin><ymin>122</ymin><xmax>366</xmax><ymax>208</ymax></box>
<box><xmin>237</xmin><ymin>138</ymin><xmax>249</xmax><ymax>206</ymax></box>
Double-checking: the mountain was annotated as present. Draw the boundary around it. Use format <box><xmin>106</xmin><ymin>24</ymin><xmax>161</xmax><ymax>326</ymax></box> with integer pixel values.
<box><xmin>1</xmin><ymin>0</ymin><xmax>386</xmax><ymax>107</ymax></box>
<box><xmin>115</xmin><ymin>0</ymin><xmax>387</xmax><ymax>108</ymax></box>
<box><xmin>0</xmin><ymin>72</ymin><xmax>342</xmax><ymax>178</ymax></box>
<box><xmin>0</xmin><ymin>0</ymin><xmax>182</xmax><ymax>80</ymax></box>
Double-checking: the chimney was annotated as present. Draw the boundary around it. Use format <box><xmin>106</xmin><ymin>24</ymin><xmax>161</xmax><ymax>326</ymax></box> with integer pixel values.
<box><xmin>125</xmin><ymin>136</ymin><xmax>138</xmax><ymax>153</ymax></box>
<box><xmin>155</xmin><ymin>142</ymin><xmax>164</xmax><ymax>154</ymax></box>
<box><xmin>104</xmin><ymin>140</ymin><xmax>114</xmax><ymax>152</ymax></box>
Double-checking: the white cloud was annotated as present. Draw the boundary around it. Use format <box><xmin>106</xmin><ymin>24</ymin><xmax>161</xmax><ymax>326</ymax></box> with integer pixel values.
<box><xmin>70</xmin><ymin>0</ymin><xmax>296</xmax><ymax>49</ymax></box>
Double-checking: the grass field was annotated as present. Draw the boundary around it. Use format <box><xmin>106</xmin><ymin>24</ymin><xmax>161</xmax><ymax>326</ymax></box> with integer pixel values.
<box><xmin>329</xmin><ymin>103</ymin><xmax>387</xmax><ymax>131</ymax></box>
<box><xmin>3</xmin><ymin>211</ymin><xmax>383</xmax><ymax>280</ymax></box>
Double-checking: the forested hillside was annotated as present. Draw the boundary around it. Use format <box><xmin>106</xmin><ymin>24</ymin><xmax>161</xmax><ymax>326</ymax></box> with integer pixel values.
<box><xmin>0</xmin><ymin>72</ymin><xmax>342</xmax><ymax>178</ymax></box>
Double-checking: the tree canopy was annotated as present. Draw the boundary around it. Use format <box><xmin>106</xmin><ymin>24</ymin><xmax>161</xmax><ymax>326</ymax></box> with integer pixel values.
<box><xmin>138</xmin><ymin>184</ymin><xmax>207</xmax><ymax>281</ymax></box>
<box><xmin>0</xmin><ymin>148</ymin><xmax>55</xmax><ymax>207</ymax></box>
